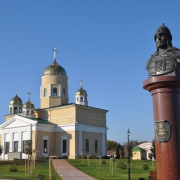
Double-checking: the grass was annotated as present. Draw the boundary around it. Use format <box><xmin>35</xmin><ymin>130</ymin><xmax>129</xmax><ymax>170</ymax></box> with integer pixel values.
<box><xmin>67</xmin><ymin>159</ymin><xmax>157</xmax><ymax>180</ymax></box>
<box><xmin>0</xmin><ymin>160</ymin><xmax>62</xmax><ymax>180</ymax></box>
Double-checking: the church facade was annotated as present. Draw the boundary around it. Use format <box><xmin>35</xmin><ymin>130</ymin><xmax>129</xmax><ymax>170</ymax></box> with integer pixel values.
<box><xmin>0</xmin><ymin>48</ymin><xmax>108</xmax><ymax>159</ymax></box>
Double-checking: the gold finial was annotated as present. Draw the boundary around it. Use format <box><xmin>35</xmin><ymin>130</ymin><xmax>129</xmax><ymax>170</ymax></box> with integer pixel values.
<box><xmin>52</xmin><ymin>47</ymin><xmax>58</xmax><ymax>61</ymax></box>
<box><xmin>15</xmin><ymin>88</ymin><xmax>18</xmax><ymax>96</ymax></box>
<box><xmin>80</xmin><ymin>78</ymin><xmax>83</xmax><ymax>88</ymax></box>
<box><xmin>27</xmin><ymin>91</ymin><xmax>31</xmax><ymax>101</ymax></box>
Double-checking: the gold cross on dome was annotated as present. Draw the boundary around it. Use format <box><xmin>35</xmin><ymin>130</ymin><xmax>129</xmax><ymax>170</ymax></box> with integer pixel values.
<box><xmin>80</xmin><ymin>78</ymin><xmax>83</xmax><ymax>87</ymax></box>
<box><xmin>52</xmin><ymin>47</ymin><xmax>58</xmax><ymax>61</ymax></box>
<box><xmin>27</xmin><ymin>91</ymin><xmax>31</xmax><ymax>101</ymax></box>
<box><xmin>15</xmin><ymin>88</ymin><xmax>18</xmax><ymax>95</ymax></box>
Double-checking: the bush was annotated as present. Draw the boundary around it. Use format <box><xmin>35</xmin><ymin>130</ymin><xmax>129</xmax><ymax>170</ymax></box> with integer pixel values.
<box><xmin>37</xmin><ymin>174</ymin><xmax>45</xmax><ymax>180</ymax></box>
<box><xmin>102</xmin><ymin>160</ymin><xmax>106</xmax><ymax>164</ymax></box>
<box><xmin>118</xmin><ymin>162</ymin><xmax>127</xmax><ymax>170</ymax></box>
<box><xmin>102</xmin><ymin>155</ymin><xmax>110</xmax><ymax>159</ymax></box>
<box><xmin>142</xmin><ymin>164</ymin><xmax>149</xmax><ymax>170</ymax></box>
<box><xmin>9</xmin><ymin>165</ymin><xmax>18</xmax><ymax>172</ymax></box>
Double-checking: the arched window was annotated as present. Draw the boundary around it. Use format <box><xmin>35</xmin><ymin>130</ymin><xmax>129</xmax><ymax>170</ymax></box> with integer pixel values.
<box><xmin>53</xmin><ymin>88</ymin><xmax>57</xmax><ymax>96</ymax></box>
<box><xmin>85</xmin><ymin>97</ymin><xmax>87</xmax><ymax>101</ymax></box>
<box><xmin>27</xmin><ymin>110</ymin><xmax>29</xmax><ymax>115</ymax></box>
<box><xmin>31</xmin><ymin>111</ymin><xmax>34</xmax><ymax>114</ymax></box>
<box><xmin>44</xmin><ymin>88</ymin><xmax>47</xmax><ymax>97</ymax></box>
<box><xmin>14</xmin><ymin>107</ymin><xmax>17</xmax><ymax>114</ymax></box>
<box><xmin>10</xmin><ymin>107</ymin><xmax>12</xmax><ymax>114</ymax></box>
<box><xmin>19</xmin><ymin>107</ymin><xmax>22</xmax><ymax>113</ymax></box>
<box><xmin>62</xmin><ymin>88</ymin><xmax>65</xmax><ymax>97</ymax></box>
<box><xmin>80</xmin><ymin>97</ymin><xmax>83</xmax><ymax>101</ymax></box>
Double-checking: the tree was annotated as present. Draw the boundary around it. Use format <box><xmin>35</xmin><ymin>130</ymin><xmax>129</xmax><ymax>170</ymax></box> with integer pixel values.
<box><xmin>150</xmin><ymin>139</ymin><xmax>156</xmax><ymax>160</ymax></box>
<box><xmin>0</xmin><ymin>144</ymin><xmax>3</xmax><ymax>156</ymax></box>
<box><xmin>25</xmin><ymin>140</ymin><xmax>33</xmax><ymax>155</ymax></box>
<box><xmin>116</xmin><ymin>143</ymin><xmax>121</xmax><ymax>159</ymax></box>
<box><xmin>107</xmin><ymin>140</ymin><xmax>118</xmax><ymax>150</ymax></box>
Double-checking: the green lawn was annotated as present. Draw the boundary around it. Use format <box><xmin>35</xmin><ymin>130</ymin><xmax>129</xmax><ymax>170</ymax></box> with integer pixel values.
<box><xmin>67</xmin><ymin>159</ymin><xmax>156</xmax><ymax>180</ymax></box>
<box><xmin>0</xmin><ymin>160</ymin><xmax>61</xmax><ymax>180</ymax></box>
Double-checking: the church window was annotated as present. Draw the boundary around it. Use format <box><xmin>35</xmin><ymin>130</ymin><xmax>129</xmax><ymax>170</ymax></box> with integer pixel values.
<box><xmin>14</xmin><ymin>141</ymin><xmax>18</xmax><ymax>152</ymax></box>
<box><xmin>43</xmin><ymin>140</ymin><xmax>48</xmax><ymax>153</ymax></box>
<box><xmin>23</xmin><ymin>141</ymin><xmax>28</xmax><ymax>153</ymax></box>
<box><xmin>19</xmin><ymin>107</ymin><xmax>22</xmax><ymax>113</ymax></box>
<box><xmin>14</xmin><ymin>107</ymin><xmax>17</xmax><ymax>114</ymax></box>
<box><xmin>53</xmin><ymin>88</ymin><xmax>57</xmax><ymax>96</ymax></box>
<box><xmin>5</xmin><ymin>142</ymin><xmax>9</xmax><ymax>154</ymax></box>
<box><xmin>62</xmin><ymin>88</ymin><xmax>65</xmax><ymax>97</ymax></box>
<box><xmin>80</xmin><ymin>97</ymin><xmax>83</xmax><ymax>101</ymax></box>
<box><xmin>85</xmin><ymin>139</ymin><xmax>89</xmax><ymax>152</ymax></box>
<box><xmin>44</xmin><ymin>88</ymin><xmax>47</xmax><ymax>97</ymax></box>
<box><xmin>62</xmin><ymin>140</ymin><xmax>67</xmax><ymax>153</ymax></box>
<box><xmin>27</xmin><ymin>110</ymin><xmax>29</xmax><ymax>115</ymax></box>
<box><xmin>10</xmin><ymin>107</ymin><xmax>12</xmax><ymax>114</ymax></box>
<box><xmin>95</xmin><ymin>140</ymin><xmax>98</xmax><ymax>153</ymax></box>
<box><xmin>31</xmin><ymin>111</ymin><xmax>34</xmax><ymax>114</ymax></box>
<box><xmin>85</xmin><ymin>97</ymin><xmax>87</xmax><ymax>101</ymax></box>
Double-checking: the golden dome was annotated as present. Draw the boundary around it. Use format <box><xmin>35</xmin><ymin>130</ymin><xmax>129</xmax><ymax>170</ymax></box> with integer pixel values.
<box><xmin>10</xmin><ymin>95</ymin><xmax>23</xmax><ymax>105</ymax></box>
<box><xmin>23</xmin><ymin>101</ymin><xmax>35</xmax><ymax>108</ymax></box>
<box><xmin>43</xmin><ymin>61</ymin><xmax>67</xmax><ymax>76</ymax></box>
<box><xmin>76</xmin><ymin>87</ymin><xmax>87</xmax><ymax>95</ymax></box>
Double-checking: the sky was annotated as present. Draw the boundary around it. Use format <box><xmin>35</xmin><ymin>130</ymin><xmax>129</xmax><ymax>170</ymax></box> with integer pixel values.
<box><xmin>1</xmin><ymin>1</ymin><xmax>180</xmax><ymax>145</ymax></box>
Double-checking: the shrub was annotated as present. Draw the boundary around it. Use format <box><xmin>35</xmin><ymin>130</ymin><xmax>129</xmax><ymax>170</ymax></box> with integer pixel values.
<box><xmin>102</xmin><ymin>155</ymin><xmax>110</xmax><ymax>159</ymax></box>
<box><xmin>9</xmin><ymin>165</ymin><xmax>18</xmax><ymax>172</ymax></box>
<box><xmin>102</xmin><ymin>160</ymin><xmax>106</xmax><ymax>164</ymax></box>
<box><xmin>118</xmin><ymin>162</ymin><xmax>127</xmax><ymax>170</ymax></box>
<box><xmin>37</xmin><ymin>174</ymin><xmax>45</xmax><ymax>180</ymax></box>
<box><xmin>142</xmin><ymin>164</ymin><xmax>149</xmax><ymax>170</ymax></box>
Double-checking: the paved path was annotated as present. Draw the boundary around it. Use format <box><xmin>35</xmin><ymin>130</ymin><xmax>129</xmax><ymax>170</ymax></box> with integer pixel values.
<box><xmin>52</xmin><ymin>159</ymin><xmax>96</xmax><ymax>180</ymax></box>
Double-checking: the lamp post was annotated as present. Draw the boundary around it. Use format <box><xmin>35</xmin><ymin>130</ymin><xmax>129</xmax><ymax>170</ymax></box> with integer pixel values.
<box><xmin>127</xmin><ymin>128</ymin><xmax>130</xmax><ymax>180</ymax></box>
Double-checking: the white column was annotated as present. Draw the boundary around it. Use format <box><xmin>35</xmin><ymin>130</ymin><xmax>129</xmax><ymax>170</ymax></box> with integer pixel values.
<box><xmin>1</xmin><ymin>134</ymin><xmax>5</xmax><ymax>159</ymax></box>
<box><xmin>18</xmin><ymin>132</ymin><xmax>22</xmax><ymax>152</ymax></box>
<box><xmin>10</xmin><ymin>133</ymin><xmax>13</xmax><ymax>152</ymax></box>
<box><xmin>59</xmin><ymin>84</ymin><xmax>62</xmax><ymax>97</ymax></box>
<box><xmin>49</xmin><ymin>84</ymin><xmax>51</xmax><ymax>96</ymax></box>
<box><xmin>79</xmin><ymin>131</ymin><xmax>82</xmax><ymax>156</ymax></box>
<box><xmin>102</xmin><ymin>133</ymin><xmax>105</xmax><ymax>156</ymax></box>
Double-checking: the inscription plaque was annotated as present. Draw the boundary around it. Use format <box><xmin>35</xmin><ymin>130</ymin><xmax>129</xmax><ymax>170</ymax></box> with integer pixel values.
<box><xmin>155</xmin><ymin>120</ymin><xmax>170</xmax><ymax>142</ymax></box>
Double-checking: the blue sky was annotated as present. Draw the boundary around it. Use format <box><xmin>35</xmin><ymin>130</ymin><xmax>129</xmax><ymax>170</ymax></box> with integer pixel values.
<box><xmin>1</xmin><ymin>1</ymin><xmax>180</xmax><ymax>144</ymax></box>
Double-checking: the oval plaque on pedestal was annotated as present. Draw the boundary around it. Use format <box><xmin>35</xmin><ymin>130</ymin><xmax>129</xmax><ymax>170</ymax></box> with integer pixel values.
<box><xmin>155</xmin><ymin>120</ymin><xmax>170</xmax><ymax>142</ymax></box>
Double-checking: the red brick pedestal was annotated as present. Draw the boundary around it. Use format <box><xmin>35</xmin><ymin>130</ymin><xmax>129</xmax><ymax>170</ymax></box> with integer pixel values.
<box><xmin>143</xmin><ymin>76</ymin><xmax>180</xmax><ymax>180</ymax></box>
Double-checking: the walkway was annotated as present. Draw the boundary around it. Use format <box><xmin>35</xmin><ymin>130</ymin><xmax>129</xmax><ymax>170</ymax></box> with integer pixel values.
<box><xmin>52</xmin><ymin>159</ymin><xmax>96</xmax><ymax>180</ymax></box>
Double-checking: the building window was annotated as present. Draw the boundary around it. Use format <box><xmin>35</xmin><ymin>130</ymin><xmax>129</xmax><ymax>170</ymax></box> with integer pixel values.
<box><xmin>95</xmin><ymin>140</ymin><xmax>98</xmax><ymax>153</ymax></box>
<box><xmin>44</xmin><ymin>88</ymin><xmax>47</xmax><ymax>97</ymax></box>
<box><xmin>31</xmin><ymin>110</ymin><xmax>34</xmax><ymax>114</ymax></box>
<box><xmin>80</xmin><ymin>97</ymin><xmax>83</xmax><ymax>101</ymax></box>
<box><xmin>5</xmin><ymin>142</ymin><xmax>9</xmax><ymax>154</ymax></box>
<box><xmin>10</xmin><ymin>108</ymin><xmax>12</xmax><ymax>114</ymax></box>
<box><xmin>53</xmin><ymin>88</ymin><xmax>57</xmax><ymax>96</ymax></box>
<box><xmin>14</xmin><ymin>141</ymin><xmax>18</xmax><ymax>152</ymax></box>
<box><xmin>62</xmin><ymin>88</ymin><xmax>65</xmax><ymax>97</ymax></box>
<box><xmin>43</xmin><ymin>140</ymin><xmax>48</xmax><ymax>153</ymax></box>
<box><xmin>19</xmin><ymin>107</ymin><xmax>22</xmax><ymax>113</ymax></box>
<box><xmin>62</xmin><ymin>140</ymin><xmax>67</xmax><ymax>153</ymax></box>
<box><xmin>85</xmin><ymin>97</ymin><xmax>87</xmax><ymax>101</ymax></box>
<box><xmin>14</xmin><ymin>107</ymin><xmax>17</xmax><ymax>114</ymax></box>
<box><xmin>23</xmin><ymin>141</ymin><xmax>28</xmax><ymax>153</ymax></box>
<box><xmin>85</xmin><ymin>139</ymin><xmax>89</xmax><ymax>152</ymax></box>
<box><xmin>27</xmin><ymin>110</ymin><xmax>29</xmax><ymax>115</ymax></box>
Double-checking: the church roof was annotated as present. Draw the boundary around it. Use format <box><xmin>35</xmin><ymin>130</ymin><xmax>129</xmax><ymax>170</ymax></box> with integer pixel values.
<box><xmin>9</xmin><ymin>95</ymin><xmax>23</xmax><ymax>105</ymax></box>
<box><xmin>35</xmin><ymin>103</ymin><xmax>108</xmax><ymax>112</ymax></box>
<box><xmin>43</xmin><ymin>60</ymin><xmax>67</xmax><ymax>76</ymax></box>
<box><xmin>132</xmin><ymin>147</ymin><xmax>146</xmax><ymax>152</ymax></box>
<box><xmin>76</xmin><ymin>87</ymin><xmax>87</xmax><ymax>95</ymax></box>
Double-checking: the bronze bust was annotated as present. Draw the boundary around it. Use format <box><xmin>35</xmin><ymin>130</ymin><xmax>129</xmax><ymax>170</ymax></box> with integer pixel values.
<box><xmin>146</xmin><ymin>24</ymin><xmax>180</xmax><ymax>76</ymax></box>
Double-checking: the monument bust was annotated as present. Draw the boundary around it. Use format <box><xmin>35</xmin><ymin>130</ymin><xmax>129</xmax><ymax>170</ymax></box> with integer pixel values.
<box><xmin>146</xmin><ymin>23</ymin><xmax>180</xmax><ymax>76</ymax></box>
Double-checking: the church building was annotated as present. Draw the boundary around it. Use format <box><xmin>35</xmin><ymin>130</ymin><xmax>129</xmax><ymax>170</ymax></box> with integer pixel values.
<box><xmin>0</xmin><ymin>48</ymin><xmax>108</xmax><ymax>159</ymax></box>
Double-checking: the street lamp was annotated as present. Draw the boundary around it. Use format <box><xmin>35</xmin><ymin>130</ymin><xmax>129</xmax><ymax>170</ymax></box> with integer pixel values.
<box><xmin>127</xmin><ymin>128</ymin><xmax>130</xmax><ymax>180</ymax></box>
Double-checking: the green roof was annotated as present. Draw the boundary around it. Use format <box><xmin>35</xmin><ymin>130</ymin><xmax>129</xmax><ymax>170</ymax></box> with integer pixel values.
<box><xmin>24</xmin><ymin>116</ymin><xmax>56</xmax><ymax>125</ymax></box>
<box><xmin>131</xmin><ymin>147</ymin><xmax>146</xmax><ymax>152</ymax></box>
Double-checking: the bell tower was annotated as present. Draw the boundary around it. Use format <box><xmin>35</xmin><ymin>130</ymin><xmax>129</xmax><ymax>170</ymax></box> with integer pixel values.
<box><xmin>40</xmin><ymin>48</ymin><xmax>68</xmax><ymax>108</ymax></box>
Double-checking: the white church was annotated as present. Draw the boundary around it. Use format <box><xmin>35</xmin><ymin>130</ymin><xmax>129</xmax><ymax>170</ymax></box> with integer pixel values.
<box><xmin>0</xmin><ymin>48</ymin><xmax>108</xmax><ymax>160</ymax></box>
